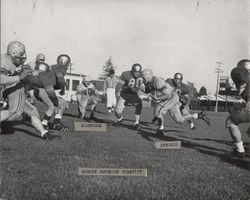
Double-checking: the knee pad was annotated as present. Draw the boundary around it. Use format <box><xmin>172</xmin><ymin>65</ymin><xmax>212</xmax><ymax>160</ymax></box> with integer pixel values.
<box><xmin>225</xmin><ymin>117</ymin><xmax>238</xmax><ymax>128</ymax></box>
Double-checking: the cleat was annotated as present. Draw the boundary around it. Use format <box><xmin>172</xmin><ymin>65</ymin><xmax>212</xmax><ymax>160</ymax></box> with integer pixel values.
<box><xmin>134</xmin><ymin>123</ymin><xmax>141</xmax><ymax>131</ymax></box>
<box><xmin>156</xmin><ymin>129</ymin><xmax>165</xmax><ymax>136</ymax></box>
<box><xmin>152</xmin><ymin>117</ymin><xmax>162</xmax><ymax>126</ymax></box>
<box><xmin>117</xmin><ymin>116</ymin><xmax>124</xmax><ymax>124</ymax></box>
<box><xmin>191</xmin><ymin>126</ymin><xmax>196</xmax><ymax>130</ymax></box>
<box><xmin>42</xmin><ymin>132</ymin><xmax>60</xmax><ymax>140</ymax></box>
<box><xmin>89</xmin><ymin>115</ymin><xmax>97</xmax><ymax>121</ymax></box>
<box><xmin>82</xmin><ymin>116</ymin><xmax>90</xmax><ymax>122</ymax></box>
<box><xmin>230</xmin><ymin>148</ymin><xmax>246</xmax><ymax>158</ymax></box>
<box><xmin>198</xmin><ymin>111</ymin><xmax>210</xmax><ymax>125</ymax></box>
<box><xmin>49</xmin><ymin>123</ymin><xmax>69</xmax><ymax>132</ymax></box>
<box><xmin>152</xmin><ymin>117</ymin><xmax>158</xmax><ymax>124</ymax></box>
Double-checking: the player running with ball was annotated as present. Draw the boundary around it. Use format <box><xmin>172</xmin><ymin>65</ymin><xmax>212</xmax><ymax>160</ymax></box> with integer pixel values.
<box><xmin>141</xmin><ymin>68</ymin><xmax>210</xmax><ymax>135</ymax></box>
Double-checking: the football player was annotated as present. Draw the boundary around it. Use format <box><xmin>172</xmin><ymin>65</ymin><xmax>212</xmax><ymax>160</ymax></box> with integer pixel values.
<box><xmin>166</xmin><ymin>73</ymin><xmax>196</xmax><ymax>129</ymax></box>
<box><xmin>27</xmin><ymin>53</ymin><xmax>46</xmax><ymax>104</ymax></box>
<box><xmin>115</xmin><ymin>63</ymin><xmax>144</xmax><ymax>130</ymax></box>
<box><xmin>28</xmin><ymin>55</ymin><xmax>71</xmax><ymax>131</ymax></box>
<box><xmin>76</xmin><ymin>75</ymin><xmax>101</xmax><ymax>121</ymax></box>
<box><xmin>23</xmin><ymin>61</ymin><xmax>68</xmax><ymax>132</ymax></box>
<box><xmin>0</xmin><ymin>41</ymin><xmax>55</xmax><ymax>139</ymax></box>
<box><xmin>28</xmin><ymin>53</ymin><xmax>46</xmax><ymax>71</ymax></box>
<box><xmin>225</xmin><ymin>59</ymin><xmax>250</xmax><ymax>158</ymax></box>
<box><xmin>103</xmin><ymin>69</ymin><xmax>119</xmax><ymax>114</ymax></box>
<box><xmin>141</xmin><ymin>68</ymin><xmax>210</xmax><ymax>135</ymax></box>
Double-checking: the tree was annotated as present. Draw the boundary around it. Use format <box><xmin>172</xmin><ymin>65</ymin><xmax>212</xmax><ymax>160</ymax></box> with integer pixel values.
<box><xmin>198</xmin><ymin>86</ymin><xmax>207</xmax><ymax>97</ymax></box>
<box><xmin>99</xmin><ymin>56</ymin><xmax>117</xmax><ymax>80</ymax></box>
<box><xmin>186</xmin><ymin>81</ymin><xmax>198</xmax><ymax>100</ymax></box>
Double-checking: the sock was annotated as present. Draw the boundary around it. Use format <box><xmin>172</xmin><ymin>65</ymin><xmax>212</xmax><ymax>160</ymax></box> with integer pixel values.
<box><xmin>190</xmin><ymin>122</ymin><xmax>195</xmax><ymax>129</ymax></box>
<box><xmin>234</xmin><ymin>141</ymin><xmax>245</xmax><ymax>153</ymax></box>
<box><xmin>117</xmin><ymin>116</ymin><xmax>123</xmax><ymax>121</ymax></box>
<box><xmin>54</xmin><ymin>114</ymin><xmax>62</xmax><ymax>124</ymax></box>
<box><xmin>42</xmin><ymin>114</ymin><xmax>51</xmax><ymax>126</ymax></box>
<box><xmin>135</xmin><ymin>115</ymin><xmax>140</xmax><ymax>124</ymax></box>
<box><xmin>193</xmin><ymin>113</ymin><xmax>198</xmax><ymax>119</ymax></box>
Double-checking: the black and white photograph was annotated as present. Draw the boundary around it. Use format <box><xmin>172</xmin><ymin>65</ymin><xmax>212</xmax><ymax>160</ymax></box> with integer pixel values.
<box><xmin>0</xmin><ymin>0</ymin><xmax>249</xmax><ymax>199</ymax></box>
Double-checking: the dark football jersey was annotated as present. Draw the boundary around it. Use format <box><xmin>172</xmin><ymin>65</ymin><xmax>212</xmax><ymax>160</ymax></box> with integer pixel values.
<box><xmin>120</xmin><ymin>71</ymin><xmax>143</xmax><ymax>94</ymax></box>
<box><xmin>27</xmin><ymin>65</ymin><xmax>65</xmax><ymax>91</ymax></box>
<box><xmin>231</xmin><ymin>67</ymin><xmax>249</xmax><ymax>102</ymax></box>
<box><xmin>27</xmin><ymin>71</ymin><xmax>54</xmax><ymax>90</ymax></box>
<box><xmin>50</xmin><ymin>65</ymin><xmax>67</xmax><ymax>91</ymax></box>
<box><xmin>166</xmin><ymin>78</ymin><xmax>189</xmax><ymax>95</ymax></box>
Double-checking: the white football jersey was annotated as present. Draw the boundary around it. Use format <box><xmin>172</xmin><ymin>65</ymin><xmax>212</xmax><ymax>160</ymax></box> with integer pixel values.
<box><xmin>76</xmin><ymin>82</ymin><xmax>95</xmax><ymax>99</ymax></box>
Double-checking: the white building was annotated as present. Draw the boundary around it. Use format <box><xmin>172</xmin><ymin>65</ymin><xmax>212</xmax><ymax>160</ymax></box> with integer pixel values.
<box><xmin>64</xmin><ymin>73</ymin><xmax>82</xmax><ymax>101</ymax></box>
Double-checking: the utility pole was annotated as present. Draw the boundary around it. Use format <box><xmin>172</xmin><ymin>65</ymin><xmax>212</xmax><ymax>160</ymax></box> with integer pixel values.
<box><xmin>214</xmin><ymin>62</ymin><xmax>223</xmax><ymax>112</ymax></box>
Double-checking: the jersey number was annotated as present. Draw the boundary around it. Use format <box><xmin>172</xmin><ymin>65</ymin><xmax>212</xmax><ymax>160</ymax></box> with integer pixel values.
<box><xmin>128</xmin><ymin>78</ymin><xmax>143</xmax><ymax>89</ymax></box>
<box><xmin>81</xmin><ymin>88</ymin><xmax>92</xmax><ymax>96</ymax></box>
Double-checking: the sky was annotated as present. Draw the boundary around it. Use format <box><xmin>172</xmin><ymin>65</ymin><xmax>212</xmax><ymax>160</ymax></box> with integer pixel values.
<box><xmin>1</xmin><ymin>0</ymin><xmax>249</xmax><ymax>93</ymax></box>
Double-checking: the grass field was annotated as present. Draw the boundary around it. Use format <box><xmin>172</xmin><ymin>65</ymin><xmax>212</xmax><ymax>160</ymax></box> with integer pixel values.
<box><xmin>0</xmin><ymin>102</ymin><xmax>249</xmax><ymax>200</ymax></box>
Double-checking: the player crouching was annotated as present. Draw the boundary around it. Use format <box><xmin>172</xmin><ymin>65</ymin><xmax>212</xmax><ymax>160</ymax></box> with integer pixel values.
<box><xmin>25</xmin><ymin>55</ymin><xmax>71</xmax><ymax>132</ymax></box>
<box><xmin>141</xmin><ymin>68</ymin><xmax>210</xmax><ymax>135</ymax></box>
<box><xmin>76</xmin><ymin>75</ymin><xmax>103</xmax><ymax>121</ymax></box>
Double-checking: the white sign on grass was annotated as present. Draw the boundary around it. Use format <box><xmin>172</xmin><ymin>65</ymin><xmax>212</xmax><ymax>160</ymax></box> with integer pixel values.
<box><xmin>78</xmin><ymin>168</ymin><xmax>147</xmax><ymax>177</ymax></box>
<box><xmin>74</xmin><ymin>122</ymin><xmax>107</xmax><ymax>132</ymax></box>
<box><xmin>155</xmin><ymin>141</ymin><xmax>181</xmax><ymax>149</ymax></box>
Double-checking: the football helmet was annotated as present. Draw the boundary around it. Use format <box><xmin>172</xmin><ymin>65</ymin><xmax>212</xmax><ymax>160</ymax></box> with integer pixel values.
<box><xmin>142</xmin><ymin>68</ymin><xmax>153</xmax><ymax>83</ymax></box>
<box><xmin>57</xmin><ymin>54</ymin><xmax>71</xmax><ymax>67</ymax></box>
<box><xmin>131</xmin><ymin>63</ymin><xmax>142</xmax><ymax>78</ymax></box>
<box><xmin>7</xmin><ymin>41</ymin><xmax>26</xmax><ymax>58</ymax></box>
<box><xmin>36</xmin><ymin>63</ymin><xmax>50</xmax><ymax>72</ymax></box>
<box><xmin>109</xmin><ymin>69</ymin><xmax>115</xmax><ymax>75</ymax></box>
<box><xmin>36</xmin><ymin>53</ymin><xmax>45</xmax><ymax>63</ymax></box>
<box><xmin>237</xmin><ymin>59</ymin><xmax>250</xmax><ymax>71</ymax></box>
<box><xmin>131</xmin><ymin>63</ymin><xmax>142</xmax><ymax>72</ymax></box>
<box><xmin>174</xmin><ymin>73</ymin><xmax>183</xmax><ymax>81</ymax></box>
<box><xmin>82</xmin><ymin>75</ymin><xmax>91</xmax><ymax>86</ymax></box>
<box><xmin>7</xmin><ymin>41</ymin><xmax>26</xmax><ymax>66</ymax></box>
